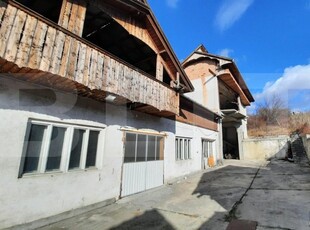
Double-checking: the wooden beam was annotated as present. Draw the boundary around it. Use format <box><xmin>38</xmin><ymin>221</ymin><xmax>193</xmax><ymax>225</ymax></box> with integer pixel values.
<box><xmin>156</xmin><ymin>54</ymin><xmax>163</xmax><ymax>81</ymax></box>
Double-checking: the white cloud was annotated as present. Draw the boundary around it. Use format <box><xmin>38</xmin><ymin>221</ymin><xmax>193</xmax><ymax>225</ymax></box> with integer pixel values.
<box><xmin>253</xmin><ymin>64</ymin><xmax>310</xmax><ymax>112</ymax></box>
<box><xmin>218</xmin><ymin>48</ymin><xmax>234</xmax><ymax>57</ymax></box>
<box><xmin>215</xmin><ymin>0</ymin><xmax>254</xmax><ymax>31</ymax></box>
<box><xmin>166</xmin><ymin>0</ymin><xmax>180</xmax><ymax>8</ymax></box>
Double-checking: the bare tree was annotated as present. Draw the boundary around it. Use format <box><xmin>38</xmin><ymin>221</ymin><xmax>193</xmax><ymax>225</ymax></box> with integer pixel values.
<box><xmin>256</xmin><ymin>94</ymin><xmax>289</xmax><ymax>125</ymax></box>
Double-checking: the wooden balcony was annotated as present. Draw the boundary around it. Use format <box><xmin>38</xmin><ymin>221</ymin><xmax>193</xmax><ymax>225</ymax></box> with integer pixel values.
<box><xmin>0</xmin><ymin>0</ymin><xmax>179</xmax><ymax>115</ymax></box>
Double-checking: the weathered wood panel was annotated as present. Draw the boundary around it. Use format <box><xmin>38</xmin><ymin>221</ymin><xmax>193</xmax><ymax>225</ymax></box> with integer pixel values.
<box><xmin>40</xmin><ymin>26</ymin><xmax>56</xmax><ymax>71</ymax></box>
<box><xmin>59</xmin><ymin>0</ymin><xmax>86</xmax><ymax>36</ymax></box>
<box><xmin>0</xmin><ymin>1</ymin><xmax>179</xmax><ymax>114</ymax></box>
<box><xmin>50</xmin><ymin>30</ymin><xmax>66</xmax><ymax>74</ymax></box>
<box><xmin>15</xmin><ymin>15</ymin><xmax>36</xmax><ymax>66</ymax></box>
<box><xmin>0</xmin><ymin>5</ymin><xmax>17</xmax><ymax>56</ymax></box>
<box><xmin>4</xmin><ymin>9</ymin><xmax>26</xmax><ymax>62</ymax></box>
<box><xmin>93</xmin><ymin>2</ymin><xmax>157</xmax><ymax>53</ymax></box>
<box><xmin>0</xmin><ymin>1</ymin><xmax>7</xmax><ymax>19</ymax></box>
<box><xmin>28</xmin><ymin>21</ymin><xmax>48</xmax><ymax>69</ymax></box>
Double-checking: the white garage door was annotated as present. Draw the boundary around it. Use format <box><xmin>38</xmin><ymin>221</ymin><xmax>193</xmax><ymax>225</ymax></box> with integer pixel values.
<box><xmin>121</xmin><ymin>133</ymin><xmax>164</xmax><ymax>197</ymax></box>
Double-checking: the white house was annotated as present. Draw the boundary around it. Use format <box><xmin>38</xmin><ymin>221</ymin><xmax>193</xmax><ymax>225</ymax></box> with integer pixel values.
<box><xmin>0</xmin><ymin>0</ymin><xmax>223</xmax><ymax>228</ymax></box>
<box><xmin>182</xmin><ymin>45</ymin><xmax>255</xmax><ymax>160</ymax></box>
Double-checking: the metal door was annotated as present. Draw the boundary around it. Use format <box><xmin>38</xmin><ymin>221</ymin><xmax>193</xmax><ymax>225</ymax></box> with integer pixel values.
<box><xmin>121</xmin><ymin>133</ymin><xmax>164</xmax><ymax>197</ymax></box>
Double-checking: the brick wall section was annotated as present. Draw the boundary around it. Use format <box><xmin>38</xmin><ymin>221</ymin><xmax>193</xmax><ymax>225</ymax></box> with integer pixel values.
<box><xmin>184</xmin><ymin>59</ymin><xmax>217</xmax><ymax>80</ymax></box>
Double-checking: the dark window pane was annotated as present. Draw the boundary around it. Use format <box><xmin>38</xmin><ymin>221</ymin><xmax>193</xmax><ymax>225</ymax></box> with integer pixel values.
<box><xmin>188</xmin><ymin>140</ymin><xmax>191</xmax><ymax>159</ymax></box>
<box><xmin>69</xmin><ymin>129</ymin><xmax>85</xmax><ymax>169</ymax></box>
<box><xmin>157</xmin><ymin>137</ymin><xmax>164</xmax><ymax>160</ymax></box>
<box><xmin>202</xmin><ymin>140</ymin><xmax>207</xmax><ymax>157</ymax></box>
<box><xmin>23</xmin><ymin>124</ymin><xmax>46</xmax><ymax>173</ymax></box>
<box><xmin>124</xmin><ymin>133</ymin><xmax>136</xmax><ymax>163</ymax></box>
<box><xmin>136</xmin><ymin>134</ymin><xmax>146</xmax><ymax>162</ymax></box>
<box><xmin>147</xmin><ymin>136</ymin><xmax>156</xmax><ymax>161</ymax></box>
<box><xmin>46</xmin><ymin>127</ymin><xmax>65</xmax><ymax>171</ymax></box>
<box><xmin>175</xmin><ymin>139</ymin><xmax>178</xmax><ymax>160</ymax></box>
<box><xmin>184</xmin><ymin>139</ymin><xmax>188</xmax><ymax>160</ymax></box>
<box><xmin>180</xmin><ymin>139</ymin><xmax>183</xmax><ymax>160</ymax></box>
<box><xmin>86</xmin><ymin>131</ymin><xmax>99</xmax><ymax>168</ymax></box>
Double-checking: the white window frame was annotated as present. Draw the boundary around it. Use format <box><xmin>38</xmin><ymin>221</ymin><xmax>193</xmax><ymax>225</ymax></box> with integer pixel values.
<box><xmin>202</xmin><ymin>139</ymin><xmax>214</xmax><ymax>158</ymax></box>
<box><xmin>123</xmin><ymin>132</ymin><xmax>164</xmax><ymax>163</ymax></box>
<box><xmin>175</xmin><ymin>137</ymin><xmax>192</xmax><ymax>161</ymax></box>
<box><xmin>19</xmin><ymin>119</ymin><xmax>104</xmax><ymax>177</ymax></box>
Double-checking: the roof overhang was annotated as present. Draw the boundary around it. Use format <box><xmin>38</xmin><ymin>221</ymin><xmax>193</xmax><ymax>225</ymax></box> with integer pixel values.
<box><xmin>218</xmin><ymin>70</ymin><xmax>251</xmax><ymax>106</ymax></box>
<box><xmin>108</xmin><ymin>0</ymin><xmax>194</xmax><ymax>93</ymax></box>
<box><xmin>182</xmin><ymin>45</ymin><xmax>254</xmax><ymax>101</ymax></box>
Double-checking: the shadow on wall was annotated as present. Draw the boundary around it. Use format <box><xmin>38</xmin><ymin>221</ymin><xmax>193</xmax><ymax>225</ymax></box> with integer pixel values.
<box><xmin>271</xmin><ymin>143</ymin><xmax>289</xmax><ymax>160</ymax></box>
<box><xmin>0</xmin><ymin>75</ymin><xmax>176</xmax><ymax>133</ymax></box>
<box><xmin>243</xmin><ymin>137</ymin><xmax>289</xmax><ymax>161</ymax></box>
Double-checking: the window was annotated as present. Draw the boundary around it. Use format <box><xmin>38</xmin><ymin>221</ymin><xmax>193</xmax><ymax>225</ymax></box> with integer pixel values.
<box><xmin>46</xmin><ymin>126</ymin><xmax>66</xmax><ymax>171</ymax></box>
<box><xmin>69</xmin><ymin>129</ymin><xmax>85</xmax><ymax>170</ymax></box>
<box><xmin>202</xmin><ymin>139</ymin><xmax>214</xmax><ymax>158</ymax></box>
<box><xmin>175</xmin><ymin>137</ymin><xmax>191</xmax><ymax>160</ymax></box>
<box><xmin>20</xmin><ymin>120</ymin><xmax>103</xmax><ymax>176</ymax></box>
<box><xmin>124</xmin><ymin>133</ymin><xmax>164</xmax><ymax>163</ymax></box>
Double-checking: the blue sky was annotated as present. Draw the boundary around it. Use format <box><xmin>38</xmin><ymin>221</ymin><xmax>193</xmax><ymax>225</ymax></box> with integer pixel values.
<box><xmin>148</xmin><ymin>0</ymin><xmax>310</xmax><ymax>113</ymax></box>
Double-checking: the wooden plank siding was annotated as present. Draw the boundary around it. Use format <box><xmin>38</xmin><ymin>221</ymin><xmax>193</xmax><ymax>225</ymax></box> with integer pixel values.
<box><xmin>218</xmin><ymin>69</ymin><xmax>250</xmax><ymax>106</ymax></box>
<box><xmin>177</xmin><ymin>96</ymin><xmax>219</xmax><ymax>131</ymax></box>
<box><xmin>0</xmin><ymin>1</ymin><xmax>179</xmax><ymax>114</ymax></box>
<box><xmin>101</xmin><ymin>5</ymin><xmax>157</xmax><ymax>53</ymax></box>
<box><xmin>58</xmin><ymin>0</ymin><xmax>87</xmax><ymax>36</ymax></box>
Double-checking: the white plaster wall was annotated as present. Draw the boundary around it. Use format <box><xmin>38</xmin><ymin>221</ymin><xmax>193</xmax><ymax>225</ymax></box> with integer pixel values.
<box><xmin>238</xmin><ymin>97</ymin><xmax>247</xmax><ymax>117</ymax></box>
<box><xmin>164</xmin><ymin>121</ymin><xmax>219</xmax><ymax>182</ymax></box>
<box><xmin>185</xmin><ymin>76</ymin><xmax>220</xmax><ymax>114</ymax></box>
<box><xmin>186</xmin><ymin>79</ymin><xmax>204</xmax><ymax>106</ymax></box>
<box><xmin>206</xmin><ymin>76</ymin><xmax>220</xmax><ymax>113</ymax></box>
<box><xmin>0</xmin><ymin>77</ymin><xmax>175</xmax><ymax>228</ymax></box>
<box><xmin>242</xmin><ymin>136</ymin><xmax>289</xmax><ymax>160</ymax></box>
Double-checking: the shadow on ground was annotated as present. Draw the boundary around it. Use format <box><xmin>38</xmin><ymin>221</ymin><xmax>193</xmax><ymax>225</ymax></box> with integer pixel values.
<box><xmin>110</xmin><ymin>163</ymin><xmax>260</xmax><ymax>230</ymax></box>
<box><xmin>109</xmin><ymin>209</ymin><xmax>175</xmax><ymax>230</ymax></box>
<box><xmin>39</xmin><ymin>159</ymin><xmax>310</xmax><ymax>230</ymax></box>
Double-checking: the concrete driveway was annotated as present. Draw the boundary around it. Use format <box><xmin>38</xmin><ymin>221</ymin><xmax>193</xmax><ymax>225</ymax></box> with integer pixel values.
<box><xmin>38</xmin><ymin>159</ymin><xmax>310</xmax><ymax>230</ymax></box>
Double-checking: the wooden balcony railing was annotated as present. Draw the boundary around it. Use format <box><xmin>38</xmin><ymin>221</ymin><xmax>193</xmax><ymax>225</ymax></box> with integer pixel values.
<box><xmin>0</xmin><ymin>0</ymin><xmax>179</xmax><ymax>114</ymax></box>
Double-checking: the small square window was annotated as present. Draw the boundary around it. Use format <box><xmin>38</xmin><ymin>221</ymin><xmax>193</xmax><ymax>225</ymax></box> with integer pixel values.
<box><xmin>175</xmin><ymin>137</ymin><xmax>192</xmax><ymax>161</ymax></box>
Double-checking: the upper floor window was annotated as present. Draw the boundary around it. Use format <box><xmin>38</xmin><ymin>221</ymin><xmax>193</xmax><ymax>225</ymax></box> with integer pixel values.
<box><xmin>20</xmin><ymin>120</ymin><xmax>103</xmax><ymax>177</ymax></box>
<box><xmin>175</xmin><ymin>137</ymin><xmax>192</xmax><ymax>160</ymax></box>
<box><xmin>15</xmin><ymin>0</ymin><xmax>63</xmax><ymax>23</ymax></box>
